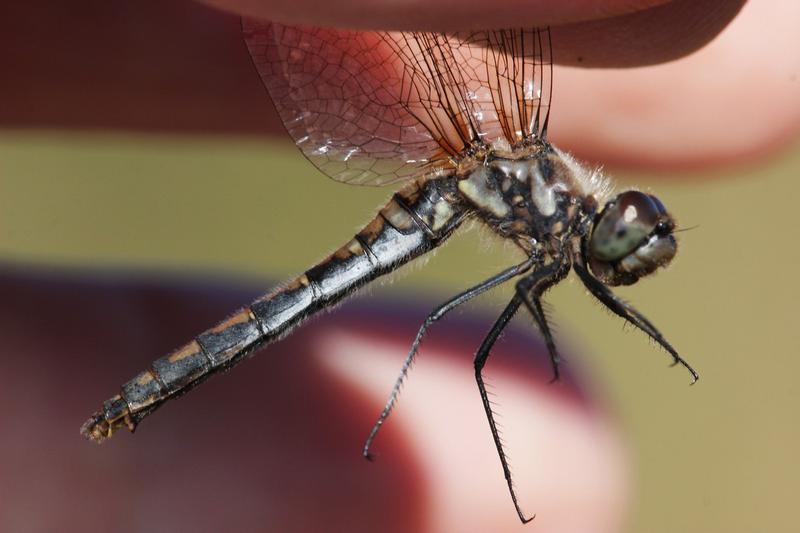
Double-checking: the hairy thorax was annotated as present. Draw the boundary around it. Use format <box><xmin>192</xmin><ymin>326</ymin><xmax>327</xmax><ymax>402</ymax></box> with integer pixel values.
<box><xmin>454</xmin><ymin>142</ymin><xmax>605</xmax><ymax>255</ymax></box>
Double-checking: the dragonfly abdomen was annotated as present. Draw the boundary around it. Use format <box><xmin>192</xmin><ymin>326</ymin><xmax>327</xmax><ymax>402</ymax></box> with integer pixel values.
<box><xmin>81</xmin><ymin>175</ymin><xmax>466</xmax><ymax>442</ymax></box>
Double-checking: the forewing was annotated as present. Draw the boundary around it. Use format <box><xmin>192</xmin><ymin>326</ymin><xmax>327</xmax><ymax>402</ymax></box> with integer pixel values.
<box><xmin>450</xmin><ymin>29</ymin><xmax>553</xmax><ymax>146</ymax></box>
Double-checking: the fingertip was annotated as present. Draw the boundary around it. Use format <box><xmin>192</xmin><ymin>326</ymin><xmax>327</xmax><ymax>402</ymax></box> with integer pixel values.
<box><xmin>550</xmin><ymin>0</ymin><xmax>800</xmax><ymax>170</ymax></box>
<box><xmin>201</xmin><ymin>0</ymin><xmax>674</xmax><ymax>31</ymax></box>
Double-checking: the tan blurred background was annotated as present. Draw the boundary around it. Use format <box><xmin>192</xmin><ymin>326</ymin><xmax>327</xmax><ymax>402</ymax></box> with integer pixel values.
<box><xmin>1</xmin><ymin>1</ymin><xmax>799</xmax><ymax>532</ymax></box>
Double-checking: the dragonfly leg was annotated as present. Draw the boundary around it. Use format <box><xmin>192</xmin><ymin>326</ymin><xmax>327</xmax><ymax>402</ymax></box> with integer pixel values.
<box><xmin>473</xmin><ymin>294</ymin><xmax>534</xmax><ymax>524</ymax></box>
<box><xmin>573</xmin><ymin>263</ymin><xmax>699</xmax><ymax>384</ymax></box>
<box><xmin>363</xmin><ymin>256</ymin><xmax>536</xmax><ymax>459</ymax></box>
<box><xmin>515</xmin><ymin>257</ymin><xmax>571</xmax><ymax>382</ymax></box>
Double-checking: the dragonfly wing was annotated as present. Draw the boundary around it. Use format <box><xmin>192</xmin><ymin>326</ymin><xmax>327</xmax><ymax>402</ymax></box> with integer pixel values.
<box><xmin>243</xmin><ymin>22</ymin><xmax>446</xmax><ymax>186</ymax></box>
<box><xmin>243</xmin><ymin>22</ymin><xmax>553</xmax><ymax>186</ymax></box>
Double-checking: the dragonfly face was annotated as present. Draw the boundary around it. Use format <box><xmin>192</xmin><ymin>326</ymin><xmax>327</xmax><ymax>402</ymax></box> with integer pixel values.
<box><xmin>586</xmin><ymin>190</ymin><xmax>678</xmax><ymax>286</ymax></box>
<box><xmin>82</xmin><ymin>22</ymin><xmax>699</xmax><ymax>524</ymax></box>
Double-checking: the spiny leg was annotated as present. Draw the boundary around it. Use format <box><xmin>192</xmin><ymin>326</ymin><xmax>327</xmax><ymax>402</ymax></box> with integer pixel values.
<box><xmin>363</xmin><ymin>257</ymin><xmax>536</xmax><ymax>459</ymax></box>
<box><xmin>474</xmin><ymin>294</ymin><xmax>534</xmax><ymax>524</ymax></box>
<box><xmin>514</xmin><ymin>258</ymin><xmax>571</xmax><ymax>382</ymax></box>
<box><xmin>573</xmin><ymin>263</ymin><xmax>699</xmax><ymax>383</ymax></box>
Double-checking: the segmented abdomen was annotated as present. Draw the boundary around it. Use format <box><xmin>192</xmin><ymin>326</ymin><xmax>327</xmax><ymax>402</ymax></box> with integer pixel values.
<box><xmin>81</xmin><ymin>175</ymin><xmax>465</xmax><ymax>442</ymax></box>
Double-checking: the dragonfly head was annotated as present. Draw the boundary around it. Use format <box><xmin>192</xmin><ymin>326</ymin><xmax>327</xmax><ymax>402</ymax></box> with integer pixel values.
<box><xmin>585</xmin><ymin>190</ymin><xmax>677</xmax><ymax>286</ymax></box>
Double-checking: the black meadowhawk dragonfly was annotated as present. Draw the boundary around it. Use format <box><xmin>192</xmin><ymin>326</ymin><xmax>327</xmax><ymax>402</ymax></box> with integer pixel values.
<box><xmin>82</xmin><ymin>21</ymin><xmax>698</xmax><ymax>523</ymax></box>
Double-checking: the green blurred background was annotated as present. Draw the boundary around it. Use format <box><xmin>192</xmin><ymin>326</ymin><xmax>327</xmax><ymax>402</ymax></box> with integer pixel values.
<box><xmin>1</xmin><ymin>131</ymin><xmax>798</xmax><ymax>532</ymax></box>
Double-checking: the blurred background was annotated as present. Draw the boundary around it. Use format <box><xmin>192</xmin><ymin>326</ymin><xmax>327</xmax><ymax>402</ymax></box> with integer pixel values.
<box><xmin>1</xmin><ymin>1</ymin><xmax>799</xmax><ymax>532</ymax></box>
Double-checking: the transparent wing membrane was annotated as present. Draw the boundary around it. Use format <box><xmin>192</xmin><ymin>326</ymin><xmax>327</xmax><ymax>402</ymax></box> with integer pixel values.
<box><xmin>243</xmin><ymin>22</ymin><xmax>552</xmax><ymax>186</ymax></box>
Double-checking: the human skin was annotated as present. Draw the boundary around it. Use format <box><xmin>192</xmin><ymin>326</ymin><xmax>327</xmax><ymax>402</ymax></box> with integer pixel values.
<box><xmin>201</xmin><ymin>0</ymin><xmax>800</xmax><ymax>168</ymax></box>
<box><xmin>0</xmin><ymin>0</ymin><xmax>797</xmax><ymax>168</ymax></box>
<box><xmin>0</xmin><ymin>272</ymin><xmax>628</xmax><ymax>532</ymax></box>
<box><xmin>203</xmin><ymin>0</ymin><xmax>743</xmax><ymax>64</ymax></box>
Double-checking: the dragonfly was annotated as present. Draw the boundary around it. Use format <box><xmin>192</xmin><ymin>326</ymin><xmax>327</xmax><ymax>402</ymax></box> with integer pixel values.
<box><xmin>82</xmin><ymin>21</ymin><xmax>699</xmax><ymax>523</ymax></box>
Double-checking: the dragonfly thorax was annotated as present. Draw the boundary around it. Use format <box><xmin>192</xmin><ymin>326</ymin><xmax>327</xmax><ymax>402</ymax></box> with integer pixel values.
<box><xmin>456</xmin><ymin>147</ymin><xmax>592</xmax><ymax>253</ymax></box>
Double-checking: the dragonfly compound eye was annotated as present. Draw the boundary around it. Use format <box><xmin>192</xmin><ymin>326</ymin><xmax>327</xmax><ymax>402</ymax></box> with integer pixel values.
<box><xmin>588</xmin><ymin>191</ymin><xmax>677</xmax><ymax>285</ymax></box>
